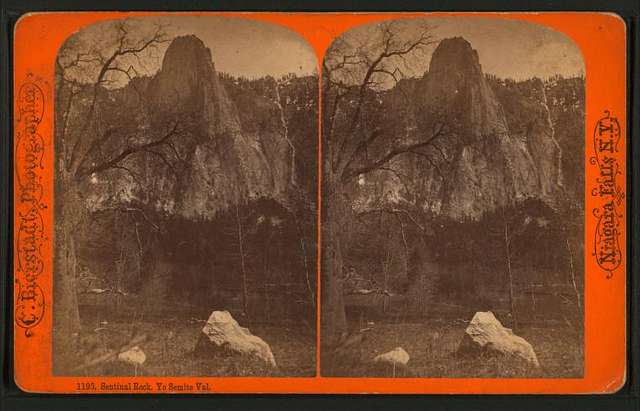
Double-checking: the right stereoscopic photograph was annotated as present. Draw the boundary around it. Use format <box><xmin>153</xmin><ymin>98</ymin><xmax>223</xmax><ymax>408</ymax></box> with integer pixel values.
<box><xmin>320</xmin><ymin>17</ymin><xmax>585</xmax><ymax>377</ymax></box>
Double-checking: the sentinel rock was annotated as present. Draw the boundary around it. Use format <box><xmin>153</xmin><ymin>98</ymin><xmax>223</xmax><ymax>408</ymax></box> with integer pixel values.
<box><xmin>416</xmin><ymin>37</ymin><xmax>507</xmax><ymax>139</ymax></box>
<box><xmin>411</xmin><ymin>37</ymin><xmax>563</xmax><ymax>219</ymax></box>
<box><xmin>149</xmin><ymin>35</ymin><xmax>232</xmax><ymax>126</ymax></box>
<box><xmin>81</xmin><ymin>35</ymin><xmax>299</xmax><ymax>219</ymax></box>
<box><xmin>145</xmin><ymin>35</ymin><xmax>291</xmax><ymax>218</ymax></box>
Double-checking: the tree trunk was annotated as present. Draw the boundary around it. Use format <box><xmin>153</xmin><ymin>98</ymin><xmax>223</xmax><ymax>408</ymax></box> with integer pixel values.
<box><xmin>321</xmin><ymin>187</ymin><xmax>349</xmax><ymax>347</ymax></box>
<box><xmin>52</xmin><ymin>175</ymin><xmax>82</xmax><ymax>374</ymax></box>
<box><xmin>263</xmin><ymin>231</ymin><xmax>270</xmax><ymax>322</ymax></box>
<box><xmin>566</xmin><ymin>238</ymin><xmax>581</xmax><ymax>314</ymax></box>
<box><xmin>504</xmin><ymin>222</ymin><xmax>517</xmax><ymax>330</ymax></box>
<box><xmin>292</xmin><ymin>209</ymin><xmax>315</xmax><ymax>309</ymax></box>
<box><xmin>234</xmin><ymin>200</ymin><xmax>249</xmax><ymax>316</ymax></box>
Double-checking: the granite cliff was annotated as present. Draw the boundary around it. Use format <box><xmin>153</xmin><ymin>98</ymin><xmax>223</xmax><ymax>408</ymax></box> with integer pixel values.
<box><xmin>81</xmin><ymin>35</ymin><xmax>314</xmax><ymax>218</ymax></box>
<box><xmin>364</xmin><ymin>37</ymin><xmax>567</xmax><ymax>219</ymax></box>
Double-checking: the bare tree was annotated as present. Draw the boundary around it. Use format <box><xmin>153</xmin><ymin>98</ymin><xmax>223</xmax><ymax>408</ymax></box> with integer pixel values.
<box><xmin>53</xmin><ymin>20</ymin><xmax>185</xmax><ymax>371</ymax></box>
<box><xmin>321</xmin><ymin>21</ymin><xmax>453</xmax><ymax>345</ymax></box>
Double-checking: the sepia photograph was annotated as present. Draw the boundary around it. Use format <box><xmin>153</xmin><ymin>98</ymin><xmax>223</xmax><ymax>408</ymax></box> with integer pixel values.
<box><xmin>11</xmin><ymin>9</ymin><xmax>629</xmax><ymax>395</ymax></box>
<box><xmin>320</xmin><ymin>17</ymin><xmax>585</xmax><ymax>377</ymax></box>
<box><xmin>52</xmin><ymin>16</ymin><xmax>318</xmax><ymax>377</ymax></box>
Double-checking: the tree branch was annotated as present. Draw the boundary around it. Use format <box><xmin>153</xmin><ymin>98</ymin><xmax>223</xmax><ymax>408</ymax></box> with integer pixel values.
<box><xmin>77</xmin><ymin>122</ymin><xmax>180</xmax><ymax>180</ymax></box>
<box><xmin>342</xmin><ymin>121</ymin><xmax>447</xmax><ymax>181</ymax></box>
<box><xmin>326</xmin><ymin>22</ymin><xmax>436</xmax><ymax>178</ymax></box>
<box><xmin>64</xmin><ymin>21</ymin><xmax>169</xmax><ymax>175</ymax></box>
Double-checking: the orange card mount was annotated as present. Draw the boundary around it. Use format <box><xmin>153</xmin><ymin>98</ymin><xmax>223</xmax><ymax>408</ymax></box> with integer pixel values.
<box><xmin>13</xmin><ymin>11</ymin><xmax>626</xmax><ymax>394</ymax></box>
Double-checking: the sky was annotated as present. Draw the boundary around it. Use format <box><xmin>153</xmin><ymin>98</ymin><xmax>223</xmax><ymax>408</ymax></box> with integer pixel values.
<box><xmin>63</xmin><ymin>16</ymin><xmax>318</xmax><ymax>80</ymax></box>
<box><xmin>161</xmin><ymin>16</ymin><xmax>318</xmax><ymax>78</ymax></box>
<box><xmin>63</xmin><ymin>15</ymin><xmax>584</xmax><ymax>82</ymax></box>
<box><xmin>428</xmin><ymin>16</ymin><xmax>584</xmax><ymax>79</ymax></box>
<box><xmin>331</xmin><ymin>16</ymin><xmax>585</xmax><ymax>81</ymax></box>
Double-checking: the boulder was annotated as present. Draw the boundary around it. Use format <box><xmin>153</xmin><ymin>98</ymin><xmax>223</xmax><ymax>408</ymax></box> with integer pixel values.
<box><xmin>118</xmin><ymin>346</ymin><xmax>146</xmax><ymax>366</ymax></box>
<box><xmin>198</xmin><ymin>310</ymin><xmax>277</xmax><ymax>367</ymax></box>
<box><xmin>458</xmin><ymin>311</ymin><xmax>540</xmax><ymax>368</ymax></box>
<box><xmin>373</xmin><ymin>347</ymin><xmax>410</xmax><ymax>367</ymax></box>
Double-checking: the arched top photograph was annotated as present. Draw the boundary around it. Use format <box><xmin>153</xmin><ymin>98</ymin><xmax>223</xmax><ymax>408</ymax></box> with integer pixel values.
<box><xmin>52</xmin><ymin>15</ymin><xmax>318</xmax><ymax>377</ymax></box>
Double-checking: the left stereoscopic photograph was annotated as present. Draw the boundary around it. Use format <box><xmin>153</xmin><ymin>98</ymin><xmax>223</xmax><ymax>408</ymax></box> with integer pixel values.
<box><xmin>52</xmin><ymin>16</ymin><xmax>318</xmax><ymax>377</ymax></box>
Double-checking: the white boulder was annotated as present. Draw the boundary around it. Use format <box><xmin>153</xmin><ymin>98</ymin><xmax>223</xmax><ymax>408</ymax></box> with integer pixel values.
<box><xmin>200</xmin><ymin>310</ymin><xmax>277</xmax><ymax>367</ymax></box>
<box><xmin>458</xmin><ymin>311</ymin><xmax>540</xmax><ymax>368</ymax></box>
<box><xmin>373</xmin><ymin>347</ymin><xmax>410</xmax><ymax>367</ymax></box>
<box><xmin>118</xmin><ymin>346</ymin><xmax>146</xmax><ymax>365</ymax></box>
